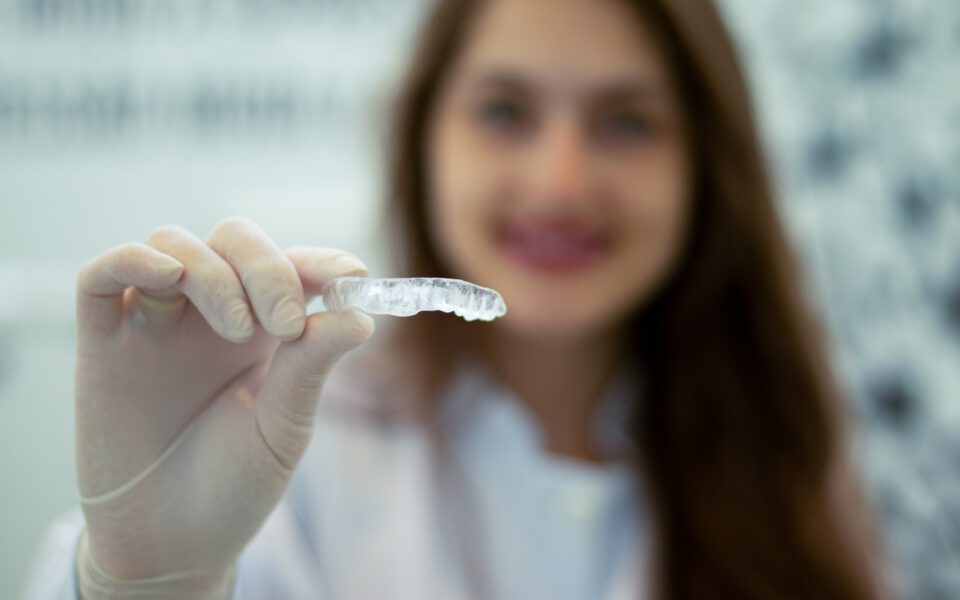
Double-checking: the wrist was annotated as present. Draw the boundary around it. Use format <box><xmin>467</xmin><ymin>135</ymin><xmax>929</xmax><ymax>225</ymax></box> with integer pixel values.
<box><xmin>76</xmin><ymin>529</ymin><xmax>236</xmax><ymax>600</ymax></box>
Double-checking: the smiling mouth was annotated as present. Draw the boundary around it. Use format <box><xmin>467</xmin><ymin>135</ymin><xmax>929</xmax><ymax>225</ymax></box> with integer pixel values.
<box><xmin>497</xmin><ymin>220</ymin><xmax>611</xmax><ymax>273</ymax></box>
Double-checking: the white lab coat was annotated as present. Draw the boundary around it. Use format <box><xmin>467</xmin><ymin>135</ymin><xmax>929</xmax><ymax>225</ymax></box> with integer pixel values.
<box><xmin>22</xmin><ymin>359</ymin><xmax>649</xmax><ymax>600</ymax></box>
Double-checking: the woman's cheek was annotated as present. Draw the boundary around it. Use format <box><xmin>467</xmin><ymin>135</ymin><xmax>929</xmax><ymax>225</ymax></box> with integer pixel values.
<box><xmin>430</xmin><ymin>184</ymin><xmax>496</xmax><ymax>281</ymax></box>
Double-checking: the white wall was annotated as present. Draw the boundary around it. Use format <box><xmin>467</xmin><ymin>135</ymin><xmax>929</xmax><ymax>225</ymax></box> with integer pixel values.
<box><xmin>0</xmin><ymin>1</ymin><xmax>426</xmax><ymax>596</ymax></box>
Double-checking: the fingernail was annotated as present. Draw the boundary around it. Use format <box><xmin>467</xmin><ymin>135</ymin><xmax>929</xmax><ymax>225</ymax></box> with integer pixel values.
<box><xmin>273</xmin><ymin>297</ymin><xmax>306</xmax><ymax>339</ymax></box>
<box><xmin>228</xmin><ymin>304</ymin><xmax>256</xmax><ymax>340</ymax></box>
<box><xmin>333</xmin><ymin>254</ymin><xmax>368</xmax><ymax>277</ymax></box>
<box><xmin>352</xmin><ymin>312</ymin><xmax>375</xmax><ymax>341</ymax></box>
<box><xmin>331</xmin><ymin>312</ymin><xmax>375</xmax><ymax>351</ymax></box>
<box><xmin>151</xmin><ymin>256</ymin><xmax>184</xmax><ymax>276</ymax></box>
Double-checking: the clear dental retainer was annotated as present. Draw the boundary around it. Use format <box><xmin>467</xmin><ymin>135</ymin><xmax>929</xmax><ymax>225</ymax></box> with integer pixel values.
<box><xmin>319</xmin><ymin>277</ymin><xmax>507</xmax><ymax>322</ymax></box>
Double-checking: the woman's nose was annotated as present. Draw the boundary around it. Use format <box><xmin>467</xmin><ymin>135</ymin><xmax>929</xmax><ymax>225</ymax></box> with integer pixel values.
<box><xmin>524</xmin><ymin>119</ymin><xmax>594</xmax><ymax>208</ymax></box>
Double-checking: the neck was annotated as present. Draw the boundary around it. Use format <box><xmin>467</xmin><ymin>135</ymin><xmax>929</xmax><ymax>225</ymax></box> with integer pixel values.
<box><xmin>477</xmin><ymin>325</ymin><xmax>624</xmax><ymax>464</ymax></box>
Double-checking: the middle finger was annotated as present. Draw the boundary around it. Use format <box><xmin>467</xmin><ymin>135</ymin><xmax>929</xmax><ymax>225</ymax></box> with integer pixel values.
<box><xmin>207</xmin><ymin>217</ymin><xmax>306</xmax><ymax>341</ymax></box>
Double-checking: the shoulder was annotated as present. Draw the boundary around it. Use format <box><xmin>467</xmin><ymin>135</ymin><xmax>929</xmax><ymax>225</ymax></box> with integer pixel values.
<box><xmin>277</xmin><ymin>347</ymin><xmax>442</xmax><ymax>564</ymax></box>
<box><xmin>290</xmin><ymin>345</ymin><xmax>436</xmax><ymax>502</ymax></box>
<box><xmin>319</xmin><ymin>341</ymin><xmax>426</xmax><ymax>421</ymax></box>
<box><xmin>20</xmin><ymin>507</ymin><xmax>85</xmax><ymax>600</ymax></box>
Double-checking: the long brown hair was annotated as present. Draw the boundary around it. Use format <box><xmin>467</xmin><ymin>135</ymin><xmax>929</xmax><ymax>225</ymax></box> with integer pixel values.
<box><xmin>382</xmin><ymin>0</ymin><xmax>886</xmax><ymax>598</ymax></box>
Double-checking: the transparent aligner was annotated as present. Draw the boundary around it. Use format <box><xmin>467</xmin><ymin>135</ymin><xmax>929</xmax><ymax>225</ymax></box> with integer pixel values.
<box><xmin>320</xmin><ymin>277</ymin><xmax>507</xmax><ymax>322</ymax></box>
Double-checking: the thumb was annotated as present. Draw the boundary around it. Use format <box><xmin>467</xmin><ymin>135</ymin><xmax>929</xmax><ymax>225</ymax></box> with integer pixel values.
<box><xmin>254</xmin><ymin>310</ymin><xmax>374</xmax><ymax>471</ymax></box>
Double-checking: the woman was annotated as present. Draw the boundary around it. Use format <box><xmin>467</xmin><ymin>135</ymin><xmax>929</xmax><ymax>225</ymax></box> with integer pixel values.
<box><xmin>24</xmin><ymin>0</ymin><xmax>888</xmax><ymax>598</ymax></box>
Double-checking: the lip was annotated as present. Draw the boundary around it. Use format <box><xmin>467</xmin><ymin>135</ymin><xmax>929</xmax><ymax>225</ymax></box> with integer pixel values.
<box><xmin>496</xmin><ymin>220</ymin><xmax>611</xmax><ymax>273</ymax></box>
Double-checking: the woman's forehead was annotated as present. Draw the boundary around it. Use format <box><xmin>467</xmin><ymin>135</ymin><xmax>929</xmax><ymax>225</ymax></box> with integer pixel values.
<box><xmin>453</xmin><ymin>0</ymin><xmax>671</xmax><ymax>90</ymax></box>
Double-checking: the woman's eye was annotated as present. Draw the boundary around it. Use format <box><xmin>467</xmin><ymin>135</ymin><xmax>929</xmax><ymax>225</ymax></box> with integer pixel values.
<box><xmin>476</xmin><ymin>99</ymin><xmax>527</xmax><ymax>131</ymax></box>
<box><xmin>600</xmin><ymin>112</ymin><xmax>655</xmax><ymax>140</ymax></box>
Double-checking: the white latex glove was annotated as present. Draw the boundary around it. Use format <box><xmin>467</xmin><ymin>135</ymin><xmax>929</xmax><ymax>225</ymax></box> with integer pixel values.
<box><xmin>73</xmin><ymin>217</ymin><xmax>373</xmax><ymax>599</ymax></box>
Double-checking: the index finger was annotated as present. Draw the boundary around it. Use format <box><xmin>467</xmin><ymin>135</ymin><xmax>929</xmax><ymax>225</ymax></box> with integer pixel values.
<box><xmin>77</xmin><ymin>243</ymin><xmax>185</xmax><ymax>336</ymax></box>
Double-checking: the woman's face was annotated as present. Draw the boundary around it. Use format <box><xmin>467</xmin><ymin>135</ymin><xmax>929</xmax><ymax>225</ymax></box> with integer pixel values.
<box><xmin>427</xmin><ymin>0</ymin><xmax>693</xmax><ymax>340</ymax></box>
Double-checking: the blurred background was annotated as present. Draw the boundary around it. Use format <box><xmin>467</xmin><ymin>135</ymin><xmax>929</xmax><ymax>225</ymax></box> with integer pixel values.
<box><xmin>0</xmin><ymin>0</ymin><xmax>957</xmax><ymax>597</ymax></box>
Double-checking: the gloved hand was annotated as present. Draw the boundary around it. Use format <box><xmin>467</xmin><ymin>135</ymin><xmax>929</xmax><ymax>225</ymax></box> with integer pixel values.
<box><xmin>73</xmin><ymin>217</ymin><xmax>373</xmax><ymax>599</ymax></box>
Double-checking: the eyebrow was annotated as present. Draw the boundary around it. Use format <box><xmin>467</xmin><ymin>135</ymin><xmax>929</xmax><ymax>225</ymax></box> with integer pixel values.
<box><xmin>469</xmin><ymin>70</ymin><xmax>672</xmax><ymax>105</ymax></box>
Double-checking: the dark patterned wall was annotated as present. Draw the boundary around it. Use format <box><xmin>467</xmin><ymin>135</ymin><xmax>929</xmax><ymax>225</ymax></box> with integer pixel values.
<box><xmin>718</xmin><ymin>1</ymin><xmax>960</xmax><ymax>597</ymax></box>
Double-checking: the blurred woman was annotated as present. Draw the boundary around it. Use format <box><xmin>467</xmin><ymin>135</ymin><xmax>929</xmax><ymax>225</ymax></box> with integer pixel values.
<box><xmin>24</xmin><ymin>0</ymin><xmax>889</xmax><ymax>598</ymax></box>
